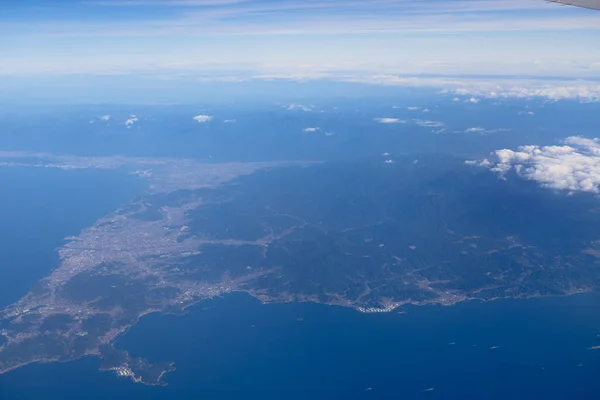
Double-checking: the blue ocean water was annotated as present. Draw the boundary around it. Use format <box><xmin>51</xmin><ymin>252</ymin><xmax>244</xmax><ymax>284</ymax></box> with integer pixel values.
<box><xmin>2</xmin><ymin>292</ymin><xmax>600</xmax><ymax>400</ymax></box>
<box><xmin>0</xmin><ymin>166</ymin><xmax>147</xmax><ymax>307</ymax></box>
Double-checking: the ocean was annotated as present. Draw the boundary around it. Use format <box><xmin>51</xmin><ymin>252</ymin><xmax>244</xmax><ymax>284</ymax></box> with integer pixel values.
<box><xmin>2</xmin><ymin>166</ymin><xmax>600</xmax><ymax>399</ymax></box>
<box><xmin>2</xmin><ymin>292</ymin><xmax>600</xmax><ymax>400</ymax></box>
<box><xmin>0</xmin><ymin>166</ymin><xmax>147</xmax><ymax>307</ymax></box>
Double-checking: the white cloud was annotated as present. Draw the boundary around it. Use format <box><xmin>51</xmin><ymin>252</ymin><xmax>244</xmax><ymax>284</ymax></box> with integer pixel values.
<box><xmin>466</xmin><ymin>97</ymin><xmax>480</xmax><ymax>104</ymax></box>
<box><xmin>407</xmin><ymin>106</ymin><xmax>420</xmax><ymax>111</ymax></box>
<box><xmin>452</xmin><ymin>97</ymin><xmax>460</xmax><ymax>102</ymax></box>
<box><xmin>286</xmin><ymin>104</ymin><xmax>313</xmax><ymax>112</ymax></box>
<box><xmin>465</xmin><ymin>127</ymin><xmax>486</xmax><ymax>133</ymax></box>
<box><xmin>100</xmin><ymin>114</ymin><xmax>111</xmax><ymax>121</ymax></box>
<box><xmin>223</xmin><ymin>119</ymin><xmax>236</xmax><ymax>123</ymax></box>
<box><xmin>384</xmin><ymin>159</ymin><xmax>396</xmax><ymax>164</ymax></box>
<box><xmin>518</xmin><ymin>110</ymin><xmax>535</xmax><ymax>116</ymax></box>
<box><xmin>374</xmin><ymin>118</ymin><xmax>406</xmax><ymax>124</ymax></box>
<box><xmin>459</xmin><ymin>126</ymin><xmax>509</xmax><ymax>134</ymax></box>
<box><xmin>193</xmin><ymin>114</ymin><xmax>213</xmax><ymax>123</ymax></box>
<box><xmin>413</xmin><ymin>119</ymin><xmax>445</xmax><ymax>128</ymax></box>
<box><xmin>422</xmin><ymin>108</ymin><xmax>430</xmax><ymax>113</ymax></box>
<box><xmin>470</xmin><ymin>136</ymin><xmax>600</xmax><ymax>193</ymax></box>
<box><xmin>352</xmin><ymin>75</ymin><xmax>600</xmax><ymax>102</ymax></box>
<box><xmin>303</xmin><ymin>127</ymin><xmax>320</xmax><ymax>132</ymax></box>
<box><xmin>125</xmin><ymin>114</ymin><xmax>138</xmax><ymax>127</ymax></box>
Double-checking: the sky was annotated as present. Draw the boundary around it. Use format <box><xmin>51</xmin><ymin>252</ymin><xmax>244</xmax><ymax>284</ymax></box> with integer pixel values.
<box><xmin>1</xmin><ymin>0</ymin><xmax>600</xmax><ymax>99</ymax></box>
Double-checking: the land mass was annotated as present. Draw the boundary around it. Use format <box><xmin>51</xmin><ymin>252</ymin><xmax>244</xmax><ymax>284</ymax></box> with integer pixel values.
<box><xmin>1</xmin><ymin>152</ymin><xmax>600</xmax><ymax>384</ymax></box>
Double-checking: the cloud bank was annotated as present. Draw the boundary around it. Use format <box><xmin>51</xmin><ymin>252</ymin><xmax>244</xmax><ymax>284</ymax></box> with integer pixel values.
<box><xmin>469</xmin><ymin>136</ymin><xmax>600</xmax><ymax>193</ymax></box>
<box><xmin>356</xmin><ymin>75</ymin><xmax>600</xmax><ymax>102</ymax></box>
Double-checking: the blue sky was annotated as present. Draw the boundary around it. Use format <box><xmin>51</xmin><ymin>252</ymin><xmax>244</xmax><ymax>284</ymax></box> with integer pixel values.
<box><xmin>2</xmin><ymin>0</ymin><xmax>600</xmax><ymax>86</ymax></box>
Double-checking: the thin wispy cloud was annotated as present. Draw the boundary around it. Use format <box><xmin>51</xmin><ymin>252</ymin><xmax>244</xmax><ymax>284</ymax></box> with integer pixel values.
<box><xmin>458</xmin><ymin>127</ymin><xmax>510</xmax><ymax>134</ymax></box>
<box><xmin>88</xmin><ymin>0</ymin><xmax>249</xmax><ymax>5</ymax></box>
<box><xmin>413</xmin><ymin>119</ymin><xmax>445</xmax><ymax>128</ymax></box>
<box><xmin>1</xmin><ymin>0</ymin><xmax>600</xmax><ymax>81</ymax></box>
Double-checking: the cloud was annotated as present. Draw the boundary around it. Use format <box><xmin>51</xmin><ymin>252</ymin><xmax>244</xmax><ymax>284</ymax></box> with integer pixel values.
<box><xmin>100</xmin><ymin>114</ymin><xmax>111</xmax><ymax>121</ymax></box>
<box><xmin>303</xmin><ymin>127</ymin><xmax>320</xmax><ymax>132</ymax></box>
<box><xmin>374</xmin><ymin>118</ymin><xmax>406</xmax><ymax>124</ymax></box>
<box><xmin>518</xmin><ymin>110</ymin><xmax>535</xmax><ymax>115</ymax></box>
<box><xmin>407</xmin><ymin>106</ymin><xmax>420</xmax><ymax>111</ymax></box>
<box><xmin>464</xmin><ymin>127</ymin><xmax>487</xmax><ymax>133</ymax></box>
<box><xmin>5</xmin><ymin>0</ymin><xmax>600</xmax><ymax>79</ymax></box>
<box><xmin>466</xmin><ymin>97</ymin><xmax>480</xmax><ymax>104</ymax></box>
<box><xmin>351</xmin><ymin>75</ymin><xmax>600</xmax><ymax>102</ymax></box>
<box><xmin>413</xmin><ymin>119</ymin><xmax>445</xmax><ymax>128</ymax></box>
<box><xmin>223</xmin><ymin>119</ymin><xmax>236</xmax><ymax>123</ymax></box>
<box><xmin>125</xmin><ymin>114</ymin><xmax>138</xmax><ymax>127</ymax></box>
<box><xmin>459</xmin><ymin>126</ymin><xmax>509</xmax><ymax>134</ymax></box>
<box><xmin>193</xmin><ymin>114</ymin><xmax>213</xmax><ymax>123</ymax></box>
<box><xmin>469</xmin><ymin>136</ymin><xmax>600</xmax><ymax>193</ymax></box>
<box><xmin>286</xmin><ymin>104</ymin><xmax>313</xmax><ymax>112</ymax></box>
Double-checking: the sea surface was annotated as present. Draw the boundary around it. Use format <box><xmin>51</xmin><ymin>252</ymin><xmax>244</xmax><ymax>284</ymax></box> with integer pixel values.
<box><xmin>0</xmin><ymin>166</ymin><xmax>147</xmax><ymax>307</ymax></box>
<box><xmin>2</xmin><ymin>292</ymin><xmax>600</xmax><ymax>400</ymax></box>
<box><xmin>2</xmin><ymin>167</ymin><xmax>600</xmax><ymax>399</ymax></box>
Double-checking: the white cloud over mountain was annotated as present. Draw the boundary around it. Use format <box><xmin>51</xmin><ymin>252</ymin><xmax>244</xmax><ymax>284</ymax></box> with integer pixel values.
<box><xmin>469</xmin><ymin>136</ymin><xmax>600</xmax><ymax>193</ymax></box>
